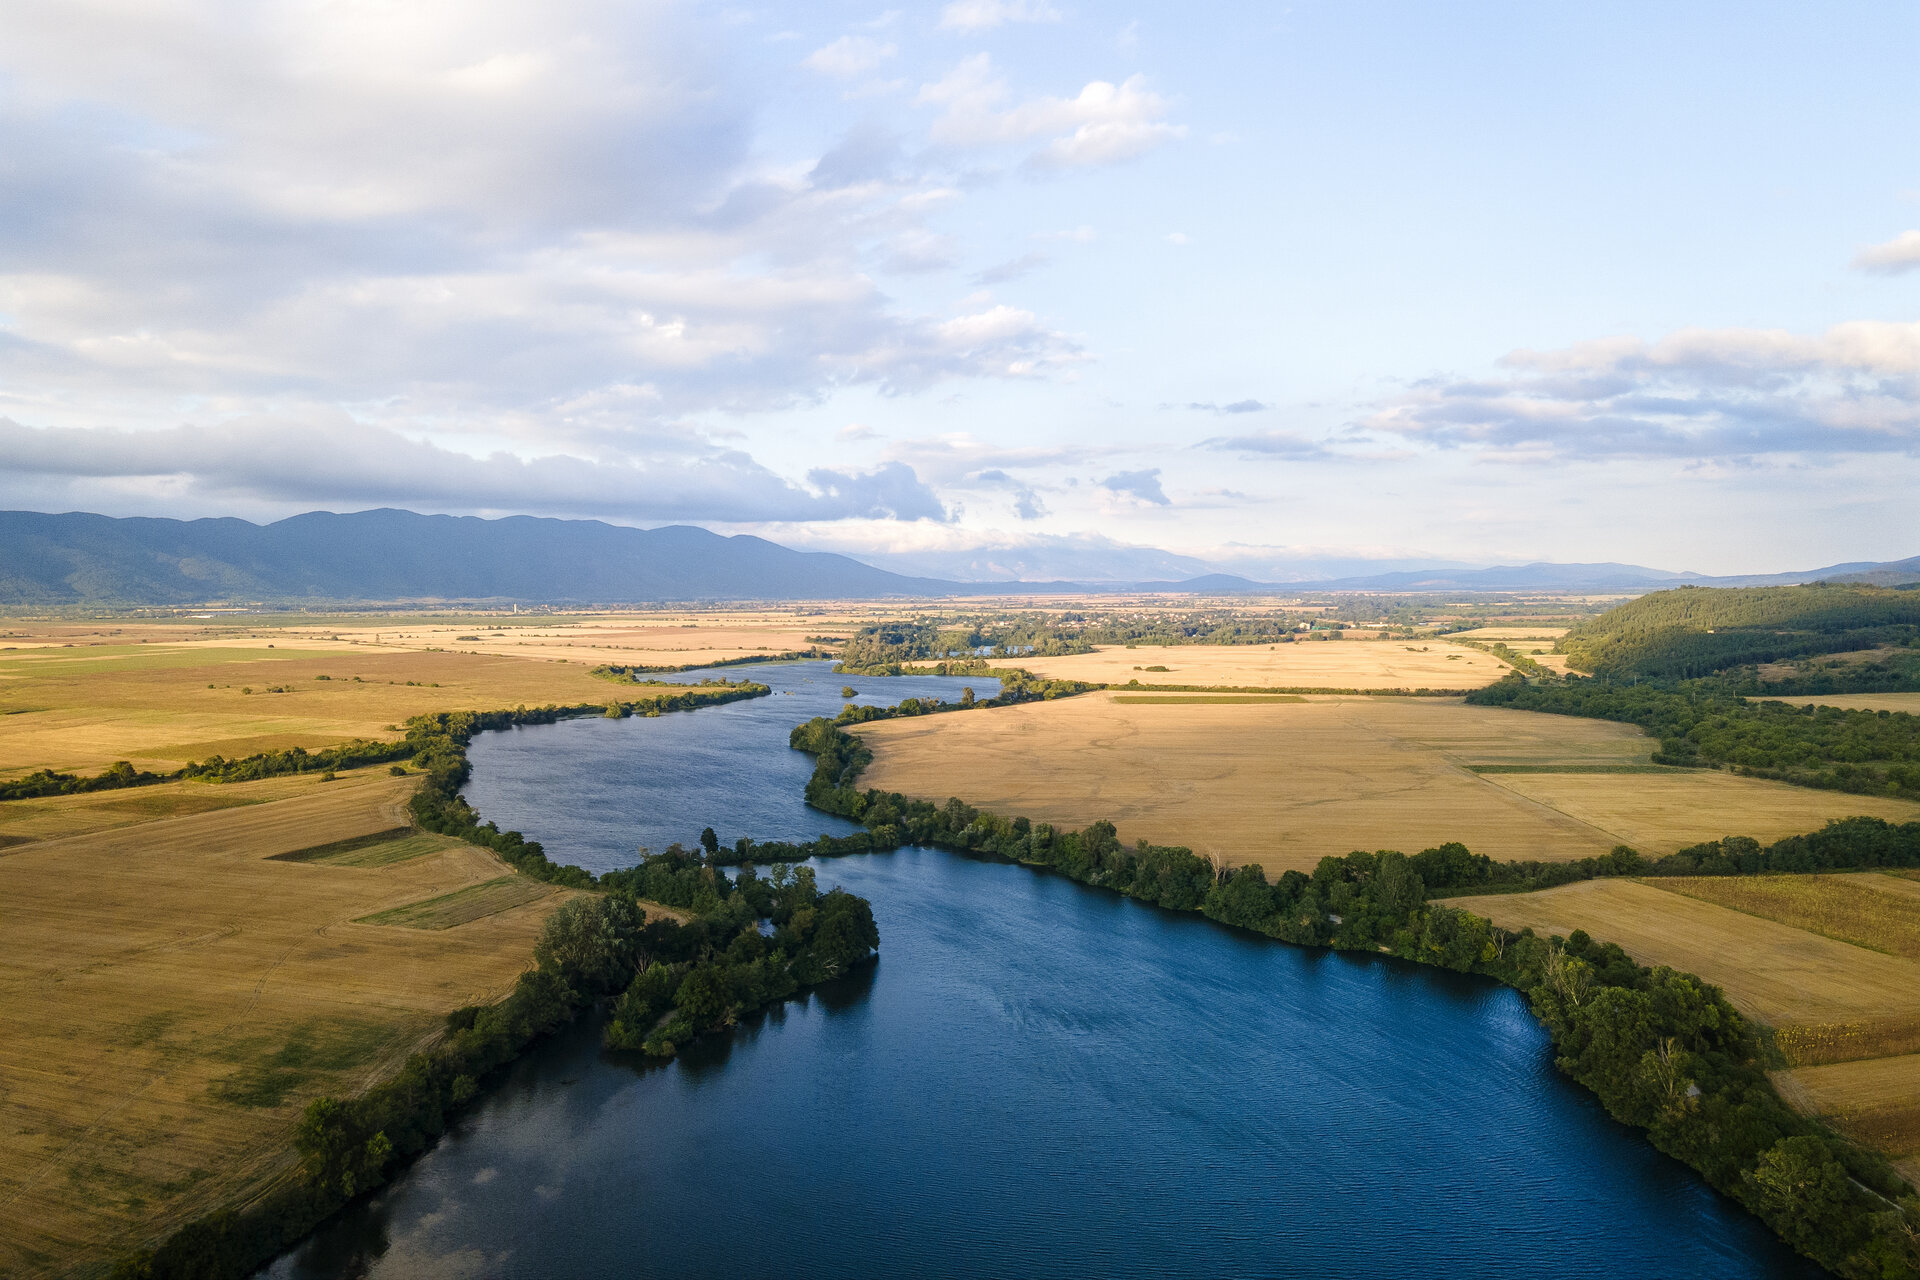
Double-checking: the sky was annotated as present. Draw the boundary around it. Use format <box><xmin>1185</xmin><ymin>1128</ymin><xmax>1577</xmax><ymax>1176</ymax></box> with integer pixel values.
<box><xmin>1</xmin><ymin>0</ymin><xmax>1916</xmax><ymax>580</ymax></box>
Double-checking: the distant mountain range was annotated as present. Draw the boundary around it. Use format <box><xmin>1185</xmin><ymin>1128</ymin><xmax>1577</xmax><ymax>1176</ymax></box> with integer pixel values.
<box><xmin>1258</xmin><ymin>560</ymin><xmax>1920</xmax><ymax>593</ymax></box>
<box><xmin>0</xmin><ymin>509</ymin><xmax>951</xmax><ymax>604</ymax></box>
<box><xmin>0</xmin><ymin>509</ymin><xmax>1914</xmax><ymax>604</ymax></box>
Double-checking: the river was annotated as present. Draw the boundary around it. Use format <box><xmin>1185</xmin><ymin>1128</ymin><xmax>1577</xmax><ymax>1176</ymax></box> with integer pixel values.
<box><xmin>264</xmin><ymin>662</ymin><xmax>1821</xmax><ymax>1278</ymax></box>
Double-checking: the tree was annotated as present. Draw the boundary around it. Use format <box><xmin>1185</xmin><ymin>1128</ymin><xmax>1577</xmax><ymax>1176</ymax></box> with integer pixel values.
<box><xmin>700</xmin><ymin>826</ymin><xmax>720</xmax><ymax>854</ymax></box>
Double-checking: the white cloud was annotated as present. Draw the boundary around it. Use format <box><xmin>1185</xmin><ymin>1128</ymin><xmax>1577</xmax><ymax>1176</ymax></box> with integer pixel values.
<box><xmin>804</xmin><ymin>35</ymin><xmax>897</xmax><ymax>78</ymax></box>
<box><xmin>0</xmin><ymin>416</ymin><xmax>951</xmax><ymax>523</ymax></box>
<box><xmin>1100</xmin><ymin>467</ymin><xmax>1170</xmax><ymax>505</ymax></box>
<box><xmin>937</xmin><ymin>0</ymin><xmax>1062</xmax><ymax>32</ymax></box>
<box><xmin>1359</xmin><ymin>321</ymin><xmax>1920</xmax><ymax>462</ymax></box>
<box><xmin>1852</xmin><ymin>230</ymin><xmax>1920</xmax><ymax>275</ymax></box>
<box><xmin>0</xmin><ymin>1</ymin><xmax>1107</xmax><ymax>472</ymax></box>
<box><xmin>918</xmin><ymin>55</ymin><xmax>1183</xmax><ymax>169</ymax></box>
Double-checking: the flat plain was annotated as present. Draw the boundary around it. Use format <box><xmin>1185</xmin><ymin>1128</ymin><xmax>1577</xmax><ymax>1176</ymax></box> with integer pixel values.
<box><xmin>856</xmin><ymin>693</ymin><xmax>1920</xmax><ymax>871</ymax></box>
<box><xmin>0</xmin><ymin>627</ymin><xmax>765</xmax><ymax>779</ymax></box>
<box><xmin>0</xmin><ymin>767</ymin><xmax>574</xmax><ymax>1278</ymax></box>
<box><xmin>1004</xmin><ymin>637</ymin><xmax>1513</xmax><ymax>691</ymax></box>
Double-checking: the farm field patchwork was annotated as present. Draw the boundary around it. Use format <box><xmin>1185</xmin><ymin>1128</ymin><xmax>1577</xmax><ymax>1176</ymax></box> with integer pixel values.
<box><xmin>856</xmin><ymin>693</ymin><xmax>1920</xmax><ymax>871</ymax></box>
<box><xmin>1004</xmin><ymin>639</ymin><xmax>1513</xmax><ymax>691</ymax></box>
<box><xmin>1645</xmin><ymin>873</ymin><xmax>1920</xmax><ymax>959</ymax></box>
<box><xmin>0</xmin><ymin>768</ymin><xmax>572</xmax><ymax>1279</ymax></box>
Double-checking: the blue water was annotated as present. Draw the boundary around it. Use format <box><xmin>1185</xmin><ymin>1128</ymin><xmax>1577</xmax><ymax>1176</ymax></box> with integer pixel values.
<box><xmin>461</xmin><ymin>661</ymin><xmax>998</xmax><ymax>868</ymax></box>
<box><xmin>266</xmin><ymin>662</ymin><xmax>1822</xmax><ymax>1278</ymax></box>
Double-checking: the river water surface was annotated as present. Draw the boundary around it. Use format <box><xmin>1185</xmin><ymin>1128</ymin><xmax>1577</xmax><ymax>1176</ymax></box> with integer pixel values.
<box><xmin>265</xmin><ymin>662</ymin><xmax>1822</xmax><ymax>1278</ymax></box>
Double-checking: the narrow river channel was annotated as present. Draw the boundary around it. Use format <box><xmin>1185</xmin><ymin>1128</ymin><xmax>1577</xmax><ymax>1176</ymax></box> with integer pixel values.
<box><xmin>264</xmin><ymin>662</ymin><xmax>1823</xmax><ymax>1278</ymax></box>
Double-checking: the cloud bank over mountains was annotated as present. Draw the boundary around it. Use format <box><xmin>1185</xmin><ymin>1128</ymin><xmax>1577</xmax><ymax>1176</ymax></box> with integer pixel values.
<box><xmin>0</xmin><ymin>1</ymin><xmax>1913</xmax><ymax>575</ymax></box>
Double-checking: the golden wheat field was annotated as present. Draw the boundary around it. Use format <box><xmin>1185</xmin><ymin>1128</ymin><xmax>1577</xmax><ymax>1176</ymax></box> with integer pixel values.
<box><xmin>1004</xmin><ymin>638</ymin><xmax>1513</xmax><ymax>691</ymax></box>
<box><xmin>1775</xmin><ymin>1053</ymin><xmax>1920</xmax><ymax>1176</ymax></box>
<box><xmin>1449</xmin><ymin>878</ymin><xmax>1920</xmax><ymax>1027</ymax></box>
<box><xmin>1787</xmin><ymin>692</ymin><xmax>1920</xmax><ymax>714</ymax></box>
<box><xmin>1477</xmin><ymin>771</ymin><xmax>1920</xmax><ymax>858</ymax></box>
<box><xmin>855</xmin><ymin>693</ymin><xmax>1920</xmax><ymax>872</ymax></box>
<box><xmin>0</xmin><ymin>635</ymin><xmax>726</xmax><ymax>779</ymax></box>
<box><xmin>0</xmin><ymin>768</ymin><xmax>574</xmax><ymax>1278</ymax></box>
<box><xmin>1645</xmin><ymin>874</ymin><xmax>1920</xmax><ymax>959</ymax></box>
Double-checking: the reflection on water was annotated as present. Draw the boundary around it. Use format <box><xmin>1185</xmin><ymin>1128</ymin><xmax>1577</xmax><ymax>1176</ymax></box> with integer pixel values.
<box><xmin>266</xmin><ymin>664</ymin><xmax>1821</xmax><ymax>1279</ymax></box>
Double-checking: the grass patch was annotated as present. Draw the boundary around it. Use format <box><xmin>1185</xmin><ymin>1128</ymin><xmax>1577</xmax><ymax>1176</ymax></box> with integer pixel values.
<box><xmin>1645</xmin><ymin>874</ymin><xmax>1920</xmax><ymax>960</ymax></box>
<box><xmin>1109</xmin><ymin>694</ymin><xmax>1307</xmax><ymax>705</ymax></box>
<box><xmin>313</xmin><ymin>833</ymin><xmax>458</xmax><ymax>868</ymax></box>
<box><xmin>209</xmin><ymin>1018</ymin><xmax>396</xmax><ymax>1108</ymax></box>
<box><xmin>267</xmin><ymin>826</ymin><xmax>417</xmax><ymax>863</ymax></box>
<box><xmin>355</xmin><ymin>875</ymin><xmax>554</xmax><ymax>930</ymax></box>
<box><xmin>94</xmin><ymin>792</ymin><xmax>265</xmax><ymax>819</ymax></box>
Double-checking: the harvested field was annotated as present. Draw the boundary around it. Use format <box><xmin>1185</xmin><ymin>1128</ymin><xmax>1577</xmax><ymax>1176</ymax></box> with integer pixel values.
<box><xmin>1448</xmin><ymin>878</ymin><xmax>1920</xmax><ymax>1027</ymax></box>
<box><xmin>1005</xmin><ymin>639</ymin><xmax>1512</xmax><ymax>691</ymax></box>
<box><xmin>1789</xmin><ymin>692</ymin><xmax>1920</xmax><ymax>715</ymax></box>
<box><xmin>357</xmin><ymin>875</ymin><xmax>557</xmax><ymax>929</ymax></box>
<box><xmin>1445</xmin><ymin>627</ymin><xmax>1569</xmax><ymax>641</ymax></box>
<box><xmin>0</xmin><ymin>640</ymin><xmax>708</xmax><ymax>779</ymax></box>
<box><xmin>1646</xmin><ymin>874</ymin><xmax>1920</xmax><ymax>959</ymax></box>
<box><xmin>1108</xmin><ymin>694</ymin><xmax>1306</xmax><ymax>705</ymax></box>
<box><xmin>1779</xmin><ymin>1054</ymin><xmax>1920</xmax><ymax>1159</ymax></box>
<box><xmin>0</xmin><ymin>772</ymin><xmax>372</xmax><ymax>846</ymax></box>
<box><xmin>856</xmin><ymin>693</ymin><xmax>1920</xmax><ymax>871</ymax></box>
<box><xmin>0</xmin><ymin>768</ymin><xmax>574</xmax><ymax>1278</ymax></box>
<box><xmin>1478</xmin><ymin>771</ymin><xmax>1920</xmax><ymax>854</ymax></box>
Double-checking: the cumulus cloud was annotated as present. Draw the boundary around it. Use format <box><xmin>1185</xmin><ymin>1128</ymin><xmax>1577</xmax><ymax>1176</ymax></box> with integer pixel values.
<box><xmin>966</xmin><ymin>468</ymin><xmax>1047</xmax><ymax>519</ymax></box>
<box><xmin>918</xmin><ymin>55</ymin><xmax>1184</xmax><ymax>170</ymax></box>
<box><xmin>938</xmin><ymin>0</ymin><xmax>1062</xmax><ymax>31</ymax></box>
<box><xmin>804</xmin><ymin>35</ymin><xmax>897</xmax><ymax>78</ymax></box>
<box><xmin>1100</xmin><ymin>467</ymin><xmax>1170</xmax><ymax>505</ymax></box>
<box><xmin>1358</xmin><ymin>321</ymin><xmax>1920</xmax><ymax>462</ymax></box>
<box><xmin>0</xmin><ymin>417</ymin><xmax>950</xmax><ymax>523</ymax></box>
<box><xmin>0</xmin><ymin>0</ymin><xmax>1095</xmax><ymax>481</ymax></box>
<box><xmin>1853</xmin><ymin>230</ymin><xmax>1920</xmax><ymax>275</ymax></box>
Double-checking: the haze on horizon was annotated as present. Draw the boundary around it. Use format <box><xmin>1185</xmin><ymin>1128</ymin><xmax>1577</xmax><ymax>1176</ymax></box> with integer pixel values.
<box><xmin>0</xmin><ymin>0</ymin><xmax>1915</xmax><ymax>581</ymax></box>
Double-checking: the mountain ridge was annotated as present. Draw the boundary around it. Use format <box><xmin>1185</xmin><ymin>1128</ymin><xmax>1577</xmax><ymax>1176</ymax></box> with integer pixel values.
<box><xmin>0</xmin><ymin>509</ymin><xmax>1914</xmax><ymax>603</ymax></box>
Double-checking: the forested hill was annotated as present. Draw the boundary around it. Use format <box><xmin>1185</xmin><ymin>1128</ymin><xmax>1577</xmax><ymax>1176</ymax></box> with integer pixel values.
<box><xmin>1559</xmin><ymin>584</ymin><xmax>1920</xmax><ymax>680</ymax></box>
<box><xmin>0</xmin><ymin>509</ymin><xmax>961</xmax><ymax>604</ymax></box>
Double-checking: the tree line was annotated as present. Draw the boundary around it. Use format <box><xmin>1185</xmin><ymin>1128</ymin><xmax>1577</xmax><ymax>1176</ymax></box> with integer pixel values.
<box><xmin>776</xmin><ymin>715</ymin><xmax>1920</xmax><ymax>1278</ymax></box>
<box><xmin>830</xmin><ymin>610</ymin><xmax>1326</xmax><ymax>675</ymax></box>
<box><xmin>1469</xmin><ymin>674</ymin><xmax>1920</xmax><ymax>800</ymax></box>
